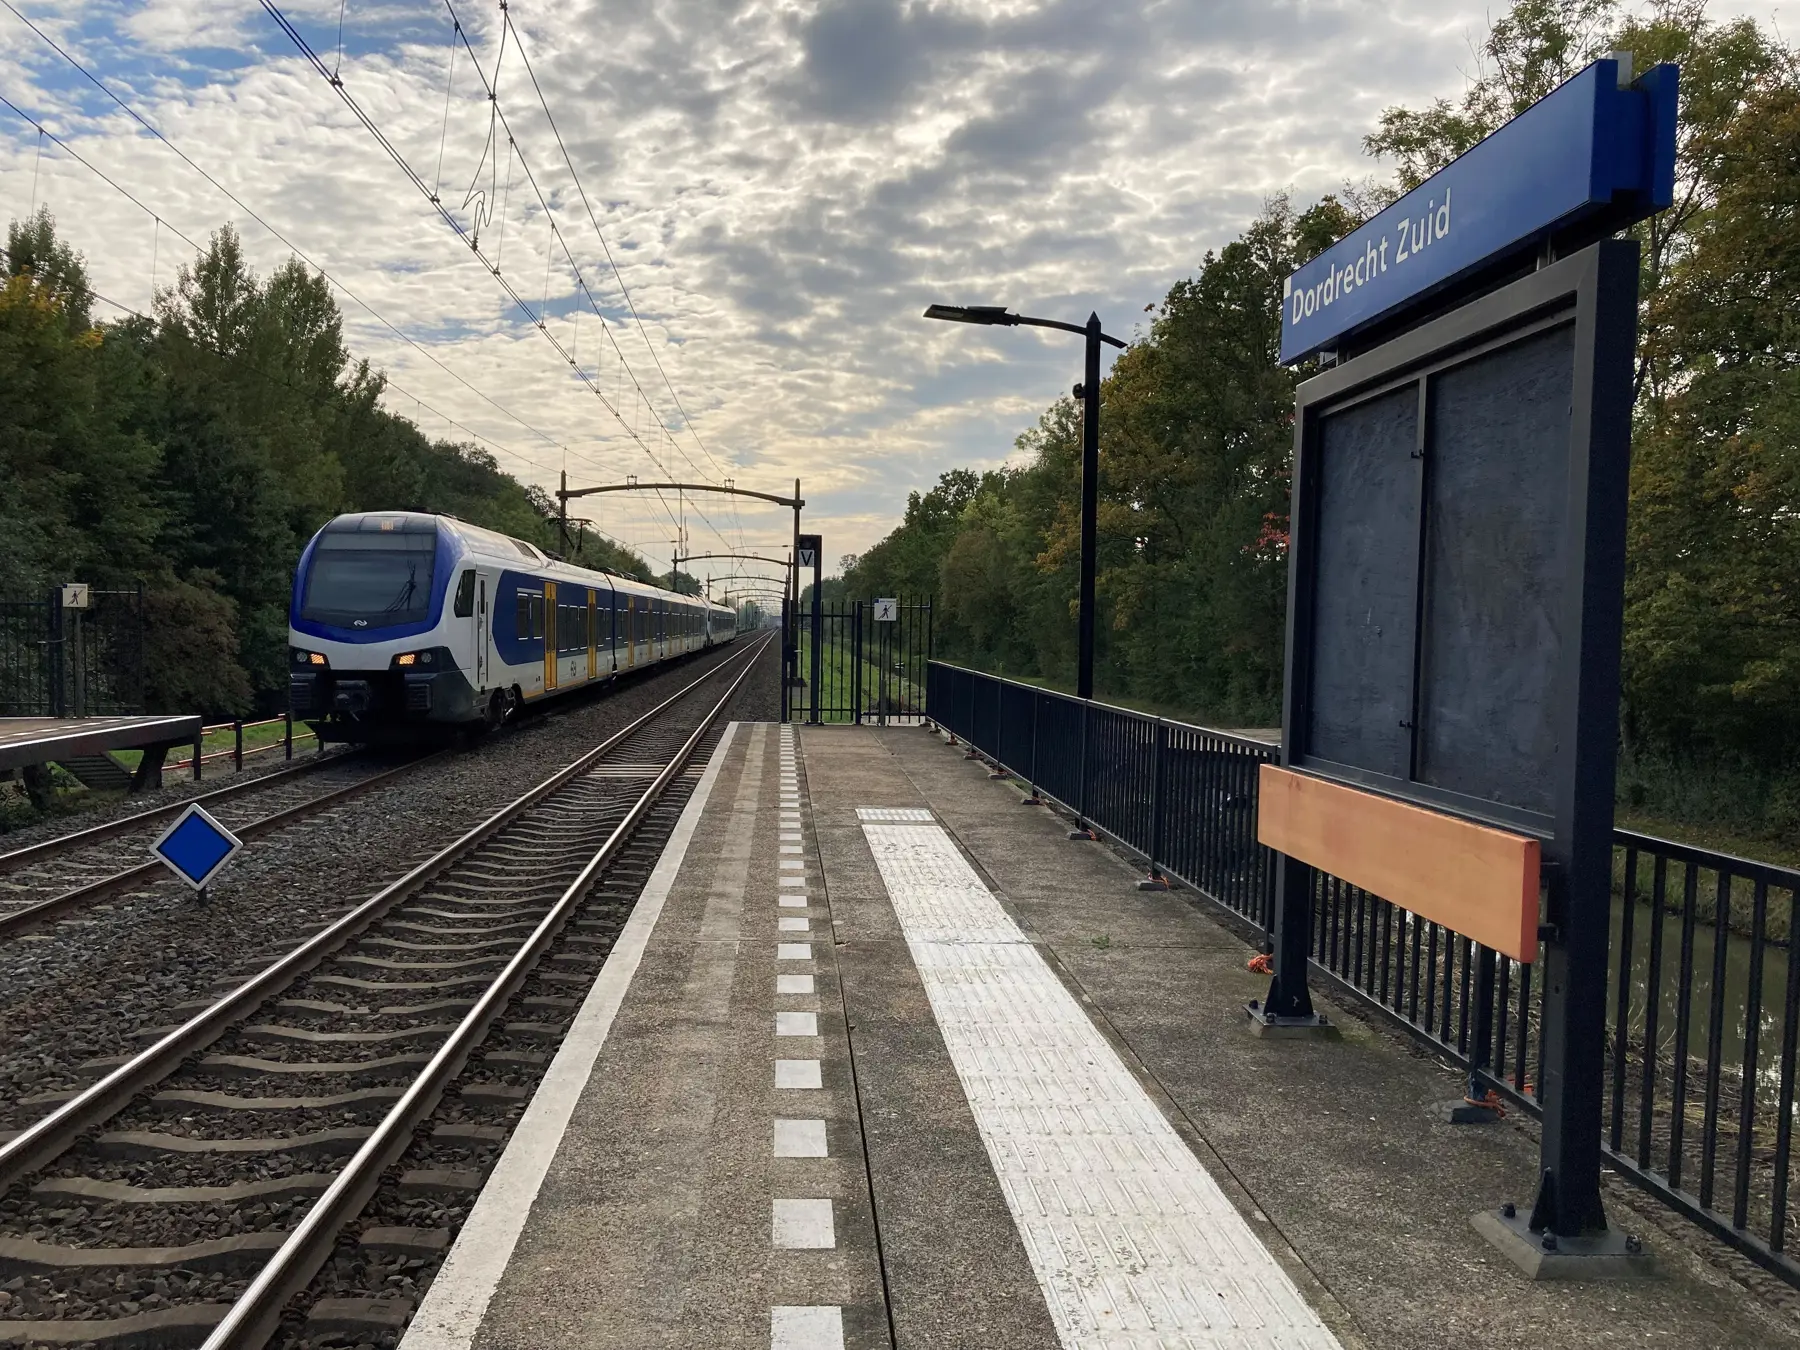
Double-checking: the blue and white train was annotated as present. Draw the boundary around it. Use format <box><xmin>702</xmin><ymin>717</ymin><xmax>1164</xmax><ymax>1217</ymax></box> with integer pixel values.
<box><xmin>288</xmin><ymin>511</ymin><xmax>737</xmax><ymax>742</ymax></box>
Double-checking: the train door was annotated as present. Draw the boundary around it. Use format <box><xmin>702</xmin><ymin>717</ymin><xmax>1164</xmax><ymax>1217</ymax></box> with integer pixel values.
<box><xmin>475</xmin><ymin>576</ymin><xmax>489</xmax><ymax>689</ymax></box>
<box><xmin>544</xmin><ymin>580</ymin><xmax>559</xmax><ymax>692</ymax></box>
<box><xmin>626</xmin><ymin>597</ymin><xmax>637</xmax><ymax>669</ymax></box>
<box><xmin>587</xmin><ymin>589</ymin><xmax>598</xmax><ymax>680</ymax></box>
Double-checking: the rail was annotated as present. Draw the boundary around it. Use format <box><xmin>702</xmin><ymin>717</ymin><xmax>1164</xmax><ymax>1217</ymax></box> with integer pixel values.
<box><xmin>925</xmin><ymin>659</ymin><xmax>1800</xmax><ymax>1286</ymax></box>
<box><xmin>0</xmin><ymin>635</ymin><xmax>770</xmax><ymax>1350</ymax></box>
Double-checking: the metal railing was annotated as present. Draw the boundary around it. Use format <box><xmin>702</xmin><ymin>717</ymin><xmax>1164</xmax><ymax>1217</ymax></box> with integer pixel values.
<box><xmin>167</xmin><ymin>715</ymin><xmax>320</xmax><ymax>778</ymax></box>
<box><xmin>0</xmin><ymin>586</ymin><xmax>145</xmax><ymax>716</ymax></box>
<box><xmin>795</xmin><ymin>598</ymin><xmax>932</xmax><ymax>725</ymax></box>
<box><xmin>926</xmin><ymin>659</ymin><xmax>1800</xmax><ymax>1286</ymax></box>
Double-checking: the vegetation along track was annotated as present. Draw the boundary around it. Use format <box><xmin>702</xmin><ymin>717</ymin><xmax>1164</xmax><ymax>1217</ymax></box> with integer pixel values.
<box><xmin>0</xmin><ymin>753</ymin><xmax>435</xmax><ymax>941</ymax></box>
<box><xmin>0</xmin><ymin>633</ymin><xmax>772</xmax><ymax>1349</ymax></box>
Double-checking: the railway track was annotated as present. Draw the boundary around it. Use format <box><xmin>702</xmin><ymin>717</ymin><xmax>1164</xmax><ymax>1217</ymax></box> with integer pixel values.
<box><xmin>0</xmin><ymin>633</ymin><xmax>769</xmax><ymax>1349</ymax></box>
<box><xmin>0</xmin><ymin>752</ymin><xmax>436</xmax><ymax>941</ymax></box>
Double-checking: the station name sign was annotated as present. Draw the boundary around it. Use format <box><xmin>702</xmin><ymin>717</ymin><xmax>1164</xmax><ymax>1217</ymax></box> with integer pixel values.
<box><xmin>1279</xmin><ymin>55</ymin><xmax>1676</xmax><ymax>366</ymax></box>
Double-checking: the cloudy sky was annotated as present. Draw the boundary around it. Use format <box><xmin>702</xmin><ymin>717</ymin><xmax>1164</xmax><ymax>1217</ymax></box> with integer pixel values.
<box><xmin>1</xmin><ymin>0</ymin><xmax>1789</xmax><ymax>593</ymax></box>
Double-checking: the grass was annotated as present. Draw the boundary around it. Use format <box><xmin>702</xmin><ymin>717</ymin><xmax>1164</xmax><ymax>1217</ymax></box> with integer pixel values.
<box><xmin>795</xmin><ymin>636</ymin><xmax>926</xmax><ymax>722</ymax></box>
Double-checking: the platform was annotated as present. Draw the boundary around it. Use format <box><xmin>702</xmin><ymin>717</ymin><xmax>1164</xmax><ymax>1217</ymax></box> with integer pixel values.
<box><xmin>403</xmin><ymin>723</ymin><xmax>1800</xmax><ymax>1350</ymax></box>
<box><xmin>0</xmin><ymin>714</ymin><xmax>201</xmax><ymax>776</ymax></box>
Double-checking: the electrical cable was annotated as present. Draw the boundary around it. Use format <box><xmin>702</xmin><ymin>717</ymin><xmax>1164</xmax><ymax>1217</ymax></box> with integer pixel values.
<box><xmin>0</xmin><ymin>0</ymin><xmax>612</xmax><ymax>492</ymax></box>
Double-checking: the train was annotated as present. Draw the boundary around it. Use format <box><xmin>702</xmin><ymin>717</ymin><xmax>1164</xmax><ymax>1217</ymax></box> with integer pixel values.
<box><xmin>287</xmin><ymin>511</ymin><xmax>738</xmax><ymax>742</ymax></box>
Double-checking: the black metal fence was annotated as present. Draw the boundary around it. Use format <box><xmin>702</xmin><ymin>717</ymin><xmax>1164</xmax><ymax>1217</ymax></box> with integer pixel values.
<box><xmin>0</xmin><ymin>586</ymin><xmax>145</xmax><ymax>716</ymax></box>
<box><xmin>925</xmin><ymin>659</ymin><xmax>1800</xmax><ymax>1286</ymax></box>
<box><xmin>796</xmin><ymin>598</ymin><xmax>932</xmax><ymax>725</ymax></box>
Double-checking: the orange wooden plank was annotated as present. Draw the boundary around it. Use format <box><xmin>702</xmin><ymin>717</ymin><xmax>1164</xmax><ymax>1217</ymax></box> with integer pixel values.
<box><xmin>1257</xmin><ymin>765</ymin><xmax>1540</xmax><ymax>962</ymax></box>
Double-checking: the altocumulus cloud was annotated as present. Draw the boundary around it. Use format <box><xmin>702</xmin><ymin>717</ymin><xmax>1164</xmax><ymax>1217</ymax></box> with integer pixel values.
<box><xmin>3</xmin><ymin>0</ymin><xmax>1782</xmax><ymax>569</ymax></box>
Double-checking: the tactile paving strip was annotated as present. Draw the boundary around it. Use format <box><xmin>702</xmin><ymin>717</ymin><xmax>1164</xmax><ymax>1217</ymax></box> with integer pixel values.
<box><xmin>860</xmin><ymin>820</ymin><xmax>1343</xmax><ymax>1350</ymax></box>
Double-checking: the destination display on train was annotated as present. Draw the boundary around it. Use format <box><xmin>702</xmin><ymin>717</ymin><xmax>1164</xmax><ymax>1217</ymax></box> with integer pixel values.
<box><xmin>1279</xmin><ymin>55</ymin><xmax>1677</xmax><ymax>366</ymax></box>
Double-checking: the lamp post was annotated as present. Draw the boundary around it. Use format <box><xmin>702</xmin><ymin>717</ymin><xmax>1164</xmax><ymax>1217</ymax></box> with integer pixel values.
<box><xmin>924</xmin><ymin>304</ymin><xmax>1125</xmax><ymax>700</ymax></box>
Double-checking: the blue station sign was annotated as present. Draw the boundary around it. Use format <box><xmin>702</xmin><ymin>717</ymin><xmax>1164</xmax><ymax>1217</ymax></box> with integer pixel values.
<box><xmin>1279</xmin><ymin>55</ymin><xmax>1677</xmax><ymax>366</ymax></box>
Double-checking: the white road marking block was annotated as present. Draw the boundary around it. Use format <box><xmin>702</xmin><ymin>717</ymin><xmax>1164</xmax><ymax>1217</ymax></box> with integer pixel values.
<box><xmin>771</xmin><ymin>1305</ymin><xmax>845</xmax><ymax>1350</ymax></box>
<box><xmin>775</xmin><ymin>1060</ymin><xmax>823</xmax><ymax>1090</ymax></box>
<box><xmin>777</xmin><ymin>973</ymin><xmax>816</xmax><ymax>995</ymax></box>
<box><xmin>775</xmin><ymin>1011</ymin><xmax>818</xmax><ymax>1036</ymax></box>
<box><xmin>778</xmin><ymin>916</ymin><xmax>810</xmax><ymax>932</ymax></box>
<box><xmin>859</xmin><ymin>817</ymin><xmax>1344</xmax><ymax>1350</ymax></box>
<box><xmin>780</xmin><ymin>859</ymin><xmax>806</xmax><ymax>870</ymax></box>
<box><xmin>778</xmin><ymin>895</ymin><xmax>808</xmax><ymax>908</ymax></box>
<box><xmin>777</xmin><ymin>943</ymin><xmax>812</xmax><ymax>961</ymax></box>
<box><xmin>781</xmin><ymin>845</ymin><xmax>804</xmax><ymax>854</ymax></box>
<box><xmin>781</xmin><ymin>833</ymin><xmax>803</xmax><ymax>842</ymax></box>
<box><xmin>773</xmin><ymin>1119</ymin><xmax>829</xmax><ymax>1158</ymax></box>
<box><xmin>772</xmin><ymin>1198</ymin><xmax>835</xmax><ymax>1248</ymax></box>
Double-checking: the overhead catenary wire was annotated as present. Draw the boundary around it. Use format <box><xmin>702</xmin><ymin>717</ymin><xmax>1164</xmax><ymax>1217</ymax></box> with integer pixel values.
<box><xmin>0</xmin><ymin>0</ymin><xmax>619</xmax><ymax>496</ymax></box>
<box><xmin>0</xmin><ymin>129</ymin><xmax>655</xmax><ymax>563</ymax></box>
<box><xmin>433</xmin><ymin>0</ymin><xmax>743</xmax><ymax>550</ymax></box>
<box><xmin>256</xmin><ymin>0</ymin><xmax>733</xmax><ymax>552</ymax></box>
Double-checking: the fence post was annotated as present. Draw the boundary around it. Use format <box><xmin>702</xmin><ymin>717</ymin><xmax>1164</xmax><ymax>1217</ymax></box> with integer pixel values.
<box><xmin>285</xmin><ymin>709</ymin><xmax>294</xmax><ymax>761</ymax></box>
<box><xmin>1069</xmin><ymin>698</ymin><xmax>1097</xmax><ymax>841</ymax></box>
<box><xmin>46</xmin><ymin>586</ymin><xmax>65</xmax><ymax>718</ymax></box>
<box><xmin>852</xmin><ymin>602</ymin><xmax>864</xmax><ymax>725</ymax></box>
<box><xmin>1138</xmin><ymin>719</ymin><xmax>1170</xmax><ymax>890</ymax></box>
<box><xmin>192</xmin><ymin>727</ymin><xmax>203</xmax><ymax>781</ymax></box>
<box><xmin>1022</xmin><ymin>691</ymin><xmax>1043</xmax><ymax>805</ymax></box>
<box><xmin>234</xmin><ymin>720</ymin><xmax>244</xmax><ymax>774</ymax></box>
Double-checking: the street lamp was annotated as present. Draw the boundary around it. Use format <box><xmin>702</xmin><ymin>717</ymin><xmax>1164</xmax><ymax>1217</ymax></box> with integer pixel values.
<box><xmin>924</xmin><ymin>303</ymin><xmax>1126</xmax><ymax>700</ymax></box>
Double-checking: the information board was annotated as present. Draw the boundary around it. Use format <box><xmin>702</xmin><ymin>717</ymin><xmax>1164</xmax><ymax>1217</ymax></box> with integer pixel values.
<box><xmin>1281</xmin><ymin>241</ymin><xmax>1636</xmax><ymax>835</ymax></box>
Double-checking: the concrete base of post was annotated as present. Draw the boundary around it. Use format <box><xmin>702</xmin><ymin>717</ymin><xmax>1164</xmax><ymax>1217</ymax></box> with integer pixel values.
<box><xmin>1135</xmin><ymin>874</ymin><xmax>1170</xmax><ymax>892</ymax></box>
<box><xmin>1472</xmin><ymin>1208</ymin><xmax>1652</xmax><ymax>1280</ymax></box>
<box><xmin>1243</xmin><ymin>1000</ymin><xmax>1339</xmax><ymax>1039</ymax></box>
<box><xmin>1439</xmin><ymin>1098</ymin><xmax>1504</xmax><ymax>1124</ymax></box>
<box><xmin>1067</xmin><ymin>827</ymin><xmax>1097</xmax><ymax>841</ymax></box>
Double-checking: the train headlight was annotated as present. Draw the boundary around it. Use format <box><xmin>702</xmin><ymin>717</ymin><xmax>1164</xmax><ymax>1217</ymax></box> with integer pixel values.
<box><xmin>292</xmin><ymin>648</ymin><xmax>327</xmax><ymax>668</ymax></box>
<box><xmin>396</xmin><ymin>652</ymin><xmax>417</xmax><ymax>666</ymax></box>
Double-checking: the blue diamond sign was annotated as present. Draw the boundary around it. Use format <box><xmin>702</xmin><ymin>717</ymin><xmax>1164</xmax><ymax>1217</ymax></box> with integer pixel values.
<box><xmin>150</xmin><ymin>803</ymin><xmax>243</xmax><ymax>891</ymax></box>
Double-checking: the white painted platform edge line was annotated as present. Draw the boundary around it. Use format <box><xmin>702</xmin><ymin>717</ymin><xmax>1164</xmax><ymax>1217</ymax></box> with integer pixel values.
<box><xmin>396</xmin><ymin>720</ymin><xmax>742</xmax><ymax>1350</ymax></box>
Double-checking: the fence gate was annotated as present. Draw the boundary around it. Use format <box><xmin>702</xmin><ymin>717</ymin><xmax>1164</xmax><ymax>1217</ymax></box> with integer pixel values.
<box><xmin>795</xmin><ymin>597</ymin><xmax>931</xmax><ymax>725</ymax></box>
<box><xmin>0</xmin><ymin>585</ymin><xmax>145</xmax><ymax>717</ymax></box>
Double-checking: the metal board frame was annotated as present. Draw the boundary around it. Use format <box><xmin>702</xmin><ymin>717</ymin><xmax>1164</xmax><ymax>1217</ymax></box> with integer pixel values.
<box><xmin>1262</xmin><ymin>239</ymin><xmax>1640</xmax><ymax>1238</ymax></box>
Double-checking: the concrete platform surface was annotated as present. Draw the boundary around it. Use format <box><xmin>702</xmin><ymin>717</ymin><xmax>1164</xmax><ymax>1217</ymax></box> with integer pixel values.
<box><xmin>0</xmin><ymin>714</ymin><xmax>201</xmax><ymax>772</ymax></box>
<box><xmin>404</xmin><ymin>722</ymin><xmax>1800</xmax><ymax>1350</ymax></box>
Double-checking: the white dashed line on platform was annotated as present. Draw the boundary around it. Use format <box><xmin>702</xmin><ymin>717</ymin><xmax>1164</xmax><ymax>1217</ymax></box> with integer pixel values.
<box><xmin>778</xmin><ymin>916</ymin><xmax>810</xmax><ymax>932</ymax></box>
<box><xmin>771</xmin><ymin>1306</ymin><xmax>845</xmax><ymax>1350</ymax></box>
<box><xmin>776</xmin><ymin>1059</ymin><xmax>823</xmax><ymax>1089</ymax></box>
<box><xmin>775</xmin><ymin>1011</ymin><xmax>818</xmax><ymax>1036</ymax></box>
<box><xmin>778</xmin><ymin>973</ymin><xmax>816</xmax><ymax>995</ymax></box>
<box><xmin>774</xmin><ymin>1119</ymin><xmax>829</xmax><ymax>1157</ymax></box>
<box><xmin>772</xmin><ymin>1198</ymin><xmax>835</xmax><ymax>1249</ymax></box>
<box><xmin>778</xmin><ymin>895</ymin><xmax>809</xmax><ymax>908</ymax></box>
<box><xmin>778</xmin><ymin>943</ymin><xmax>812</xmax><ymax>960</ymax></box>
<box><xmin>859</xmin><ymin>814</ymin><xmax>1345</xmax><ymax>1350</ymax></box>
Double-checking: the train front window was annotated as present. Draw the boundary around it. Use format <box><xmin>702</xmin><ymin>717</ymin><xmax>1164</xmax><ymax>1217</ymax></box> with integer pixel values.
<box><xmin>302</xmin><ymin>537</ymin><xmax>436</xmax><ymax>628</ymax></box>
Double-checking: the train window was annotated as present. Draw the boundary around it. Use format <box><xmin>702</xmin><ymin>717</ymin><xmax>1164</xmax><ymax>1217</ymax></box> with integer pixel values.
<box><xmin>453</xmin><ymin>570</ymin><xmax>476</xmax><ymax>618</ymax></box>
<box><xmin>515</xmin><ymin>594</ymin><xmax>530</xmax><ymax>638</ymax></box>
<box><xmin>530</xmin><ymin>596</ymin><xmax>544</xmax><ymax>639</ymax></box>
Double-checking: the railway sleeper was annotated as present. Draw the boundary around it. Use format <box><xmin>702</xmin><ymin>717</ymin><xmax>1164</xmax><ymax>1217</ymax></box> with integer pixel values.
<box><xmin>90</xmin><ymin>1126</ymin><xmax>373</xmax><ymax>1160</ymax></box>
<box><xmin>0</xmin><ymin>1229</ymin><xmax>288</xmax><ymax>1275</ymax></box>
<box><xmin>0</xmin><ymin>1299</ymin><xmax>232</xmax><ymax>1348</ymax></box>
<box><xmin>31</xmin><ymin>1174</ymin><xmax>335</xmax><ymax>1206</ymax></box>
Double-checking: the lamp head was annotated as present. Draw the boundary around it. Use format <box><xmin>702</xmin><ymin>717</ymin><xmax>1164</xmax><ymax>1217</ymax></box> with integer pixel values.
<box><xmin>923</xmin><ymin>303</ymin><xmax>1017</xmax><ymax>326</ymax></box>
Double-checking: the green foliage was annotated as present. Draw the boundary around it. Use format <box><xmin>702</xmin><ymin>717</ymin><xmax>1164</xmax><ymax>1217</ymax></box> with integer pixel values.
<box><xmin>848</xmin><ymin>0</ymin><xmax>1800</xmax><ymax>786</ymax></box>
<box><xmin>0</xmin><ymin>213</ymin><xmax>652</xmax><ymax>716</ymax></box>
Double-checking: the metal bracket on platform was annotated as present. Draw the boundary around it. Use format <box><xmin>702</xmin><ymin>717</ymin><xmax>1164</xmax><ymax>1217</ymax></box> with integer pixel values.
<box><xmin>1244</xmin><ymin>998</ymin><xmax>1339</xmax><ymax>1039</ymax></box>
<box><xmin>1472</xmin><ymin>1205</ymin><xmax>1651</xmax><ymax>1280</ymax></box>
